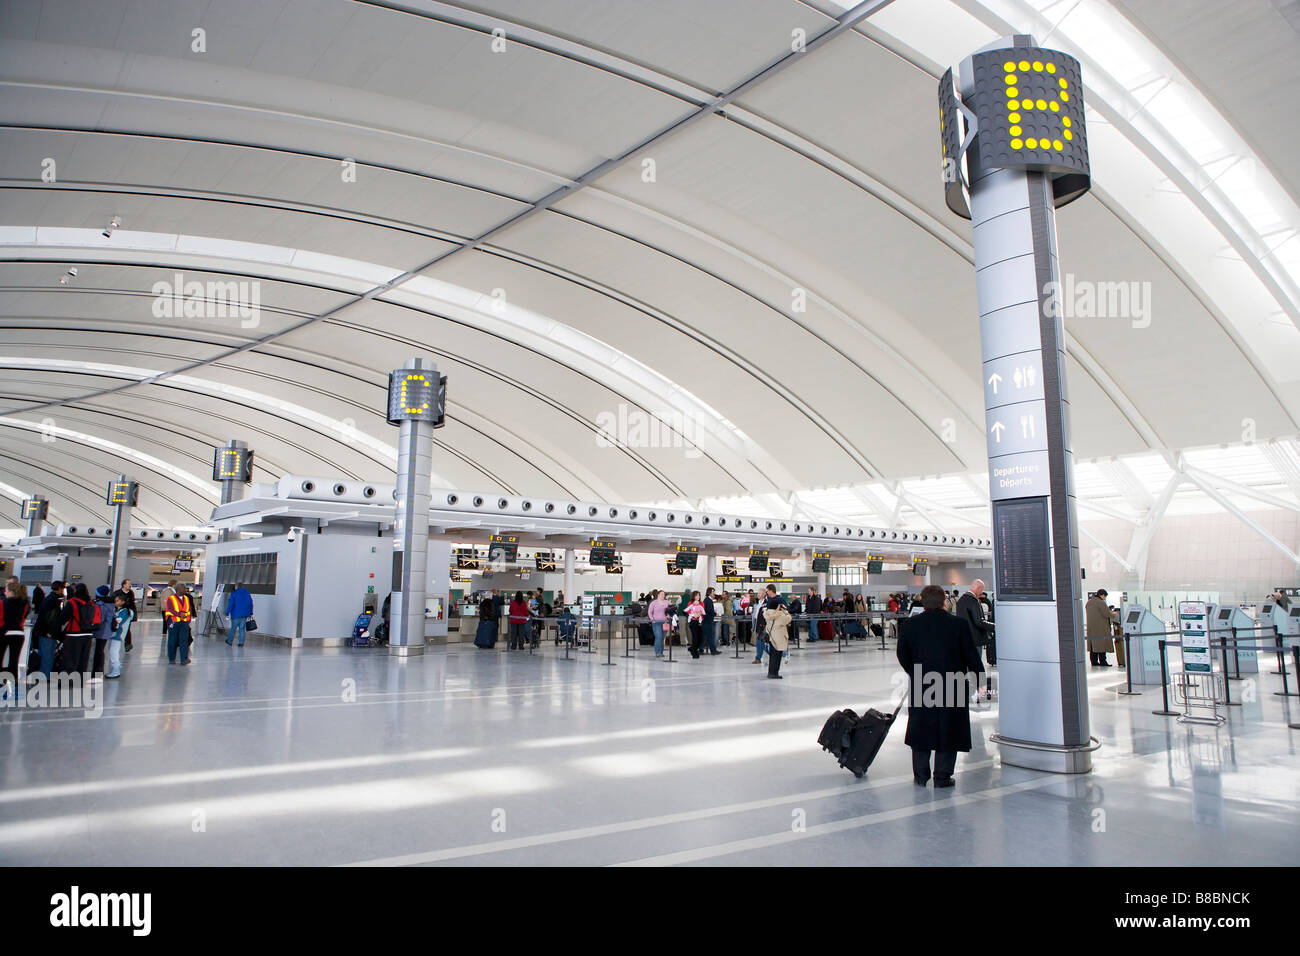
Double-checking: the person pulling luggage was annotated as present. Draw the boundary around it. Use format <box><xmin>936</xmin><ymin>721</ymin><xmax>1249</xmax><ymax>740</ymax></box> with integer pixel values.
<box><xmin>896</xmin><ymin>585</ymin><xmax>984</xmax><ymax>788</ymax></box>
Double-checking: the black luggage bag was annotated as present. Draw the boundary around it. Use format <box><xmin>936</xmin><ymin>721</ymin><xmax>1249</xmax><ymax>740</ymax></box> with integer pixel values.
<box><xmin>818</xmin><ymin>699</ymin><xmax>904</xmax><ymax>778</ymax></box>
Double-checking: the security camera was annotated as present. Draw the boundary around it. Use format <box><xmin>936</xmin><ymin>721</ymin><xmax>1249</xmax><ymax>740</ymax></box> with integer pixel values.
<box><xmin>286</xmin><ymin>526</ymin><xmax>300</xmax><ymax>543</ymax></box>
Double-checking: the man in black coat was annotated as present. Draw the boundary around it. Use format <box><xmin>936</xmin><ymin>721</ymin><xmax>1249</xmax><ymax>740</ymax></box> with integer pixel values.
<box><xmin>897</xmin><ymin>585</ymin><xmax>985</xmax><ymax>787</ymax></box>
<box><xmin>956</xmin><ymin>580</ymin><xmax>996</xmax><ymax>664</ymax></box>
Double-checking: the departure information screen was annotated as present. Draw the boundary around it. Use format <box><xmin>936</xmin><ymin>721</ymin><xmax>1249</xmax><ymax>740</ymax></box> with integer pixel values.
<box><xmin>748</xmin><ymin>549</ymin><xmax>769</xmax><ymax>572</ymax></box>
<box><xmin>993</xmin><ymin>497</ymin><xmax>1053</xmax><ymax>601</ymax></box>
<box><xmin>589</xmin><ymin>540</ymin><xmax>617</xmax><ymax>566</ymax></box>
<box><xmin>488</xmin><ymin>534</ymin><xmax>518</xmax><ymax>563</ymax></box>
<box><xmin>811</xmin><ymin>551</ymin><xmax>830</xmax><ymax>573</ymax></box>
<box><xmin>674</xmin><ymin>546</ymin><xmax>698</xmax><ymax>570</ymax></box>
<box><xmin>912</xmin><ymin>558</ymin><xmax>929</xmax><ymax>576</ymax></box>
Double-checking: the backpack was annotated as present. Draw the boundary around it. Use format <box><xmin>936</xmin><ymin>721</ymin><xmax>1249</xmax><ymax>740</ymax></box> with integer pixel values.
<box><xmin>90</xmin><ymin>602</ymin><xmax>104</xmax><ymax>629</ymax></box>
<box><xmin>68</xmin><ymin>597</ymin><xmax>91</xmax><ymax>633</ymax></box>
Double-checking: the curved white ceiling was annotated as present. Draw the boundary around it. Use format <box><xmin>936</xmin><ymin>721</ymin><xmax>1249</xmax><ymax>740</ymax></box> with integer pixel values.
<box><xmin>0</xmin><ymin>0</ymin><xmax>1296</xmax><ymax>534</ymax></box>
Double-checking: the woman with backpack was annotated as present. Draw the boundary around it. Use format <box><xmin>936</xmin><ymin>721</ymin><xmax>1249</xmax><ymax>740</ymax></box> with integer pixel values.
<box><xmin>65</xmin><ymin>583</ymin><xmax>97</xmax><ymax>677</ymax></box>
<box><xmin>90</xmin><ymin>585</ymin><xmax>115</xmax><ymax>682</ymax></box>
<box><xmin>2</xmin><ymin>580</ymin><xmax>30</xmax><ymax>696</ymax></box>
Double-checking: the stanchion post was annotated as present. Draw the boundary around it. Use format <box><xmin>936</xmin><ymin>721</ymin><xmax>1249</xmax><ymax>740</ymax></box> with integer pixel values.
<box><xmin>602</xmin><ymin>616</ymin><xmax>615</xmax><ymax>667</ymax></box>
<box><xmin>1276</xmin><ymin>638</ymin><xmax>1296</xmax><ymax>697</ymax></box>
<box><xmin>733</xmin><ymin>614</ymin><xmax>742</xmax><ymax>661</ymax></box>
<box><xmin>1115</xmin><ymin>633</ymin><xmax>1139</xmax><ymax>696</ymax></box>
<box><xmin>1272</xmin><ymin>627</ymin><xmax>1285</xmax><ymax>676</ymax></box>
<box><xmin>1289</xmin><ymin>648</ymin><xmax>1300</xmax><ymax>727</ymax></box>
<box><xmin>1220</xmin><ymin>636</ymin><xmax>1239</xmax><ymax>706</ymax></box>
<box><xmin>1153</xmin><ymin>637</ymin><xmax>1179</xmax><ymax>716</ymax></box>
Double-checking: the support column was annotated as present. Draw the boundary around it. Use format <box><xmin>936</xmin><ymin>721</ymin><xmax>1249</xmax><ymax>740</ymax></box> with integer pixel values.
<box><xmin>942</xmin><ymin>36</ymin><xmax>1096</xmax><ymax>773</ymax></box>
<box><xmin>706</xmin><ymin>554</ymin><xmax>717</xmax><ymax>591</ymax></box>
<box><xmin>563</xmin><ymin>547</ymin><xmax>575</xmax><ymax>602</ymax></box>
<box><xmin>386</xmin><ymin>358</ymin><xmax>444</xmax><ymax>658</ymax></box>
<box><xmin>816</xmin><ymin>571</ymin><xmax>827</xmax><ymax>595</ymax></box>
<box><xmin>105</xmin><ymin>475</ymin><xmax>137</xmax><ymax>590</ymax></box>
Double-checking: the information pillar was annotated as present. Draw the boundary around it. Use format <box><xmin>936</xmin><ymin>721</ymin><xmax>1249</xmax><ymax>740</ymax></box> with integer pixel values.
<box><xmin>105</xmin><ymin>476</ymin><xmax>138</xmax><ymax>591</ymax></box>
<box><xmin>386</xmin><ymin>358</ymin><xmax>446</xmax><ymax>657</ymax></box>
<box><xmin>940</xmin><ymin>35</ymin><xmax>1096</xmax><ymax>772</ymax></box>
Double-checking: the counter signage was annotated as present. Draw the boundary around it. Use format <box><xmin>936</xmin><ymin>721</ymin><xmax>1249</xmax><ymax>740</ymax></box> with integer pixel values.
<box><xmin>1179</xmin><ymin>601</ymin><xmax>1212</xmax><ymax>674</ymax></box>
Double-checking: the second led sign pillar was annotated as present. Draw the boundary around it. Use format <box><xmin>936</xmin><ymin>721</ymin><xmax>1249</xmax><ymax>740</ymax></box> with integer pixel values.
<box><xmin>386</xmin><ymin>358</ymin><xmax>447</xmax><ymax>657</ymax></box>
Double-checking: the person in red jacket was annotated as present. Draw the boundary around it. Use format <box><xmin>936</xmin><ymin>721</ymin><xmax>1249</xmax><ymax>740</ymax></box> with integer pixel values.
<box><xmin>507</xmin><ymin>591</ymin><xmax>530</xmax><ymax>650</ymax></box>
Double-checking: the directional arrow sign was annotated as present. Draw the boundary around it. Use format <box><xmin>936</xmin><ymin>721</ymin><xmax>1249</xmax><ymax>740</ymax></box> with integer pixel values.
<box><xmin>985</xmin><ymin>399</ymin><xmax>1048</xmax><ymax>456</ymax></box>
<box><xmin>983</xmin><ymin>352</ymin><xmax>1045</xmax><ymax>408</ymax></box>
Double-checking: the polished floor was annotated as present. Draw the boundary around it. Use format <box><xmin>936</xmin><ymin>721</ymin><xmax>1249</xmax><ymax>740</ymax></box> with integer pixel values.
<box><xmin>1</xmin><ymin>622</ymin><xmax>1297</xmax><ymax>866</ymax></box>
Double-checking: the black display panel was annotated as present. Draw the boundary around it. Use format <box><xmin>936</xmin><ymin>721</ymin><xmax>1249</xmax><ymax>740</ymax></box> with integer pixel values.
<box><xmin>214</xmin><ymin>552</ymin><xmax>279</xmax><ymax>596</ymax></box>
<box><xmin>488</xmin><ymin>534</ymin><xmax>518</xmax><ymax>563</ymax></box>
<box><xmin>811</xmin><ymin>551</ymin><xmax>830</xmax><ymax>573</ymax></box>
<box><xmin>992</xmin><ymin>497</ymin><xmax>1053</xmax><ymax>601</ymax></box>
<box><xmin>866</xmin><ymin>556</ymin><xmax>883</xmax><ymax>575</ymax></box>
<box><xmin>912</xmin><ymin>558</ymin><xmax>929</xmax><ymax>576</ymax></box>
<box><xmin>455</xmin><ymin>548</ymin><xmax>481</xmax><ymax>571</ymax></box>
<box><xmin>674</xmin><ymin>546</ymin><xmax>698</xmax><ymax>570</ymax></box>
<box><xmin>666</xmin><ymin>560</ymin><xmax>683</xmax><ymax>576</ymax></box>
<box><xmin>20</xmin><ymin>497</ymin><xmax>48</xmax><ymax>520</ymax></box>
<box><xmin>748</xmin><ymin>549</ymin><xmax>769</xmax><ymax>572</ymax></box>
<box><xmin>386</xmin><ymin>369</ymin><xmax>447</xmax><ymax>426</ymax></box>
<box><xmin>534</xmin><ymin>550</ymin><xmax>556</xmax><ymax>572</ymax></box>
<box><xmin>606</xmin><ymin>558</ymin><xmax>623</xmax><ymax>575</ymax></box>
<box><xmin>392</xmin><ymin>550</ymin><xmax>403</xmax><ymax>592</ymax></box>
<box><xmin>106</xmin><ymin>480</ymin><xmax>139</xmax><ymax>507</ymax></box>
<box><xmin>589</xmin><ymin>540</ymin><xmax>617</xmax><ymax>566</ymax></box>
<box><xmin>720</xmin><ymin>560</ymin><xmax>736</xmax><ymax>576</ymax></box>
<box><xmin>212</xmin><ymin>446</ymin><xmax>254</xmax><ymax>483</ymax></box>
<box><xmin>1126</xmin><ymin>610</ymin><xmax>1141</xmax><ymax>624</ymax></box>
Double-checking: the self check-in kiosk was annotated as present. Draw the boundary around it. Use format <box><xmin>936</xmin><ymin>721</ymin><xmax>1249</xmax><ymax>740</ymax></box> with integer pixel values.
<box><xmin>1209</xmin><ymin>604</ymin><xmax>1258</xmax><ymax>677</ymax></box>
<box><xmin>1121</xmin><ymin>604</ymin><xmax>1166</xmax><ymax>685</ymax></box>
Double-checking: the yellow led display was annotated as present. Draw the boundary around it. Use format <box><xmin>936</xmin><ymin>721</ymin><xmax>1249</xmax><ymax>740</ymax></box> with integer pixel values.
<box><xmin>955</xmin><ymin>44</ymin><xmax>1090</xmax><ymax>207</ymax></box>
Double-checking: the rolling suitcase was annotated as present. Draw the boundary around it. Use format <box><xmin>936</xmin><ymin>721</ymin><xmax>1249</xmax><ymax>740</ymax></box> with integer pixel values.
<box><xmin>819</xmin><ymin>699</ymin><xmax>904</xmax><ymax>778</ymax></box>
<box><xmin>473</xmin><ymin>619</ymin><xmax>497</xmax><ymax>649</ymax></box>
<box><xmin>817</xmin><ymin>708</ymin><xmax>860</xmax><ymax>757</ymax></box>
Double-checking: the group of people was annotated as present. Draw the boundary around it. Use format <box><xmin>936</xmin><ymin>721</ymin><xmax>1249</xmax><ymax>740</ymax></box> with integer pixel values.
<box><xmin>0</xmin><ymin>575</ymin><xmax>138</xmax><ymax>689</ymax></box>
<box><xmin>0</xmin><ymin>573</ymin><xmax>252</xmax><ymax>688</ymax></box>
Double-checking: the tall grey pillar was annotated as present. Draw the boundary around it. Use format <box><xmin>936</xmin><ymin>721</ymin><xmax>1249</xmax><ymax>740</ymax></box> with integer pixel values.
<box><xmin>105</xmin><ymin>475</ymin><xmax>136</xmax><ymax>590</ymax></box>
<box><xmin>563</xmin><ymin>548</ymin><xmax>575</xmax><ymax>603</ymax></box>
<box><xmin>706</xmin><ymin>554</ymin><xmax>717</xmax><ymax>590</ymax></box>
<box><xmin>941</xmin><ymin>37</ymin><xmax>1095</xmax><ymax>772</ymax></box>
<box><xmin>385</xmin><ymin>358</ymin><xmax>446</xmax><ymax>658</ymax></box>
<box><xmin>21</xmin><ymin>496</ymin><xmax>49</xmax><ymax>538</ymax></box>
<box><xmin>816</xmin><ymin>572</ymin><xmax>827</xmax><ymax>594</ymax></box>
<box><xmin>213</xmin><ymin>440</ymin><xmax>253</xmax><ymax>542</ymax></box>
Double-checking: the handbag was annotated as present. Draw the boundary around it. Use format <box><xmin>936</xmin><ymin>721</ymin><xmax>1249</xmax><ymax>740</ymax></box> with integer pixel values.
<box><xmin>244</xmin><ymin>618</ymin><xmax>258</xmax><ymax>633</ymax></box>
